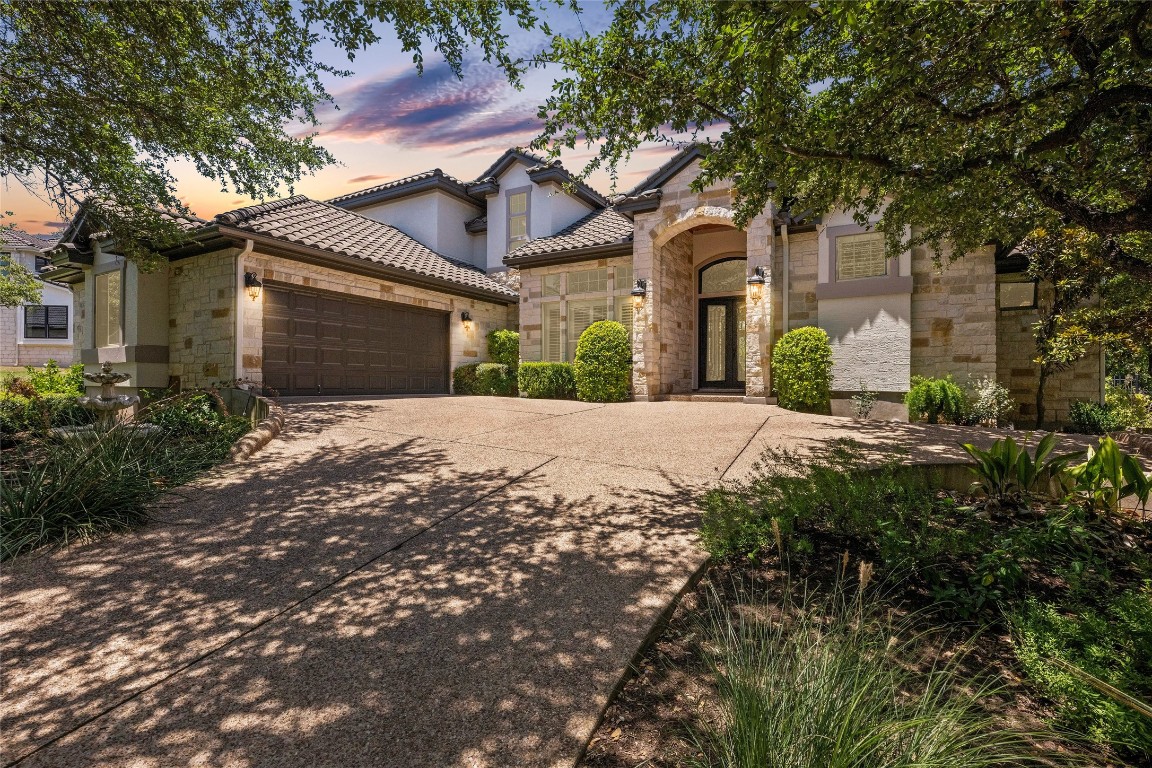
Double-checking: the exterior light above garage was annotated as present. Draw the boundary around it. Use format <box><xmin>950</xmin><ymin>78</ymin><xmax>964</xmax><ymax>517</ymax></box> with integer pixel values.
<box><xmin>746</xmin><ymin>266</ymin><xmax>766</xmax><ymax>302</ymax></box>
<box><xmin>461</xmin><ymin>310</ymin><xmax>472</xmax><ymax>329</ymax></box>
<box><xmin>244</xmin><ymin>272</ymin><xmax>263</xmax><ymax>301</ymax></box>
<box><xmin>630</xmin><ymin>278</ymin><xmax>648</xmax><ymax>306</ymax></box>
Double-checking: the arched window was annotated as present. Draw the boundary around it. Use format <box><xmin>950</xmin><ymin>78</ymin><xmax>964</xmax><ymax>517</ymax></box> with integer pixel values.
<box><xmin>698</xmin><ymin>257</ymin><xmax>747</xmax><ymax>294</ymax></box>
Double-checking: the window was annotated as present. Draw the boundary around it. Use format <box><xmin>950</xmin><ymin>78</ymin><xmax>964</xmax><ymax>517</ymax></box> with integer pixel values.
<box><xmin>23</xmin><ymin>305</ymin><xmax>69</xmax><ymax>340</ymax></box>
<box><xmin>614</xmin><ymin>296</ymin><xmax>635</xmax><ymax>330</ymax></box>
<box><xmin>614</xmin><ymin>264</ymin><xmax>634</xmax><ymax>292</ymax></box>
<box><xmin>542</xmin><ymin>273</ymin><xmax>563</xmax><ymax>297</ymax></box>
<box><xmin>508</xmin><ymin>190</ymin><xmax>529</xmax><ymax>248</ymax></box>
<box><xmin>835</xmin><ymin>233</ymin><xmax>887</xmax><ymax>280</ymax></box>
<box><xmin>567</xmin><ymin>268</ymin><xmax>608</xmax><ymax>294</ymax></box>
<box><xmin>999</xmin><ymin>281</ymin><xmax>1037</xmax><ymax>310</ymax></box>
<box><xmin>95</xmin><ymin>270</ymin><xmax>123</xmax><ymax>348</ymax></box>
<box><xmin>568</xmin><ymin>299</ymin><xmax>609</xmax><ymax>359</ymax></box>
<box><xmin>699</xmin><ymin>258</ymin><xmax>747</xmax><ymax>294</ymax></box>
<box><xmin>542</xmin><ymin>302</ymin><xmax>564</xmax><ymax>362</ymax></box>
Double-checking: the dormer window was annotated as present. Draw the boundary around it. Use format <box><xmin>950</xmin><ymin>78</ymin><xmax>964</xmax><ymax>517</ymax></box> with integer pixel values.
<box><xmin>507</xmin><ymin>188</ymin><xmax>530</xmax><ymax>249</ymax></box>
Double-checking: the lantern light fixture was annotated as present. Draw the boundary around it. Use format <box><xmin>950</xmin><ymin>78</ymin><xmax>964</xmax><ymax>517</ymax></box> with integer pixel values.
<box><xmin>243</xmin><ymin>271</ymin><xmax>263</xmax><ymax>301</ymax></box>
<box><xmin>746</xmin><ymin>266</ymin><xmax>766</xmax><ymax>302</ymax></box>
<box><xmin>630</xmin><ymin>278</ymin><xmax>648</xmax><ymax>306</ymax></box>
<box><xmin>461</xmin><ymin>310</ymin><xmax>472</xmax><ymax>329</ymax></box>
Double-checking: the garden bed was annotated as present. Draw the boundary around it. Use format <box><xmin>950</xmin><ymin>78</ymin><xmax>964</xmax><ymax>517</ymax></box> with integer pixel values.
<box><xmin>581</xmin><ymin>437</ymin><xmax>1152</xmax><ymax>768</ymax></box>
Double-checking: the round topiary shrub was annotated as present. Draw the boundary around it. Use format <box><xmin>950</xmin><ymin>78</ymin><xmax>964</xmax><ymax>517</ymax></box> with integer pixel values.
<box><xmin>771</xmin><ymin>327</ymin><xmax>833</xmax><ymax>413</ymax></box>
<box><xmin>487</xmin><ymin>329</ymin><xmax>520</xmax><ymax>368</ymax></box>
<box><xmin>573</xmin><ymin>320</ymin><xmax>632</xmax><ymax>403</ymax></box>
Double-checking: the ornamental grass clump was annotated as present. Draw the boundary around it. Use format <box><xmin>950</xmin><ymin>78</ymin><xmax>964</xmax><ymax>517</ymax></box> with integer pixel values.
<box><xmin>693</xmin><ymin>583</ymin><xmax>1067</xmax><ymax>768</ymax></box>
<box><xmin>0</xmin><ymin>421</ymin><xmax>243</xmax><ymax>560</ymax></box>
<box><xmin>771</xmin><ymin>327</ymin><xmax>833</xmax><ymax>413</ymax></box>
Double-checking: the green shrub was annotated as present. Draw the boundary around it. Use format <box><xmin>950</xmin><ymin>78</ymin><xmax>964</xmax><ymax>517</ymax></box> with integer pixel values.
<box><xmin>1068</xmin><ymin>400</ymin><xmax>1123</xmax><ymax>435</ymax></box>
<box><xmin>905</xmin><ymin>375</ymin><xmax>967</xmax><ymax>424</ymax></box>
<box><xmin>964</xmin><ymin>375</ymin><xmax>1016</xmax><ymax>426</ymax></box>
<box><xmin>452</xmin><ymin>363</ymin><xmax>480</xmax><ymax>395</ymax></box>
<box><xmin>1105</xmin><ymin>385</ymin><xmax>1152</xmax><ymax>429</ymax></box>
<box><xmin>959</xmin><ymin>433</ymin><xmax>1084</xmax><ymax>505</ymax></box>
<box><xmin>23</xmin><ymin>360</ymin><xmax>85</xmax><ymax>395</ymax></box>
<box><xmin>0</xmin><ymin>391</ymin><xmax>96</xmax><ymax>434</ymax></box>
<box><xmin>486</xmin><ymin>329</ymin><xmax>520</xmax><ymax>368</ymax></box>
<box><xmin>573</xmin><ymin>320</ymin><xmax>631</xmax><ymax>403</ymax></box>
<box><xmin>137</xmin><ymin>392</ymin><xmax>242</xmax><ymax>437</ymax></box>
<box><xmin>1068</xmin><ymin>435</ymin><xmax>1152</xmax><ymax>513</ymax></box>
<box><xmin>771</xmin><ymin>327</ymin><xmax>833</xmax><ymax>413</ymax></box>
<box><xmin>1011</xmin><ymin>588</ymin><xmax>1152</xmax><ymax>758</ymax></box>
<box><xmin>1</xmin><ymin>422</ymin><xmax>246</xmax><ymax>560</ymax></box>
<box><xmin>518</xmin><ymin>362</ymin><xmax>576</xmax><ymax>399</ymax></box>
<box><xmin>695</xmin><ymin>583</ymin><xmax>1066</xmax><ymax>768</ymax></box>
<box><xmin>474</xmin><ymin>362</ymin><xmax>516</xmax><ymax>396</ymax></box>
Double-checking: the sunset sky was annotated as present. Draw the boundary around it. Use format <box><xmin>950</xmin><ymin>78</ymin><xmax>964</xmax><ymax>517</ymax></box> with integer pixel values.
<box><xmin>3</xmin><ymin>3</ymin><xmax>712</xmax><ymax>236</ymax></box>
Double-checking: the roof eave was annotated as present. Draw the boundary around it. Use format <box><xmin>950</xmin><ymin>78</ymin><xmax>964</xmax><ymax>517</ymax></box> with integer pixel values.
<box><xmin>503</xmin><ymin>240</ymin><xmax>634</xmax><ymax>268</ymax></box>
<box><xmin>526</xmin><ymin>166</ymin><xmax>606</xmax><ymax>208</ymax></box>
<box><xmin>217</xmin><ymin>226</ymin><xmax>517</xmax><ymax>305</ymax></box>
<box><xmin>614</xmin><ymin>193</ymin><xmax>662</xmax><ymax>216</ymax></box>
<box><xmin>465</xmin><ymin>219</ymin><xmax>488</xmax><ymax>234</ymax></box>
<box><xmin>331</xmin><ymin>176</ymin><xmax>481</xmax><ymax>210</ymax></box>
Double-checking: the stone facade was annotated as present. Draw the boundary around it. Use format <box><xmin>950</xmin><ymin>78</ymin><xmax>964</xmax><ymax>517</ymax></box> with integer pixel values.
<box><xmin>168</xmin><ymin>250</ymin><xmax>238</xmax><ymax>389</ymax></box>
<box><xmin>0</xmin><ymin>292</ymin><xmax>78</xmax><ymax>370</ymax></box>
<box><xmin>996</xmin><ymin>277</ymin><xmax>1103</xmax><ymax>428</ymax></box>
<box><xmin>910</xmin><ymin>244</ymin><xmax>998</xmax><ymax>381</ymax></box>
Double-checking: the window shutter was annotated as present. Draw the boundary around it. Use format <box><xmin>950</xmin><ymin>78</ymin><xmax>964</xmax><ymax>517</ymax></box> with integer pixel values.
<box><xmin>47</xmin><ymin>305</ymin><xmax>69</xmax><ymax>339</ymax></box>
<box><xmin>544</xmin><ymin>303</ymin><xmax>563</xmax><ymax>362</ymax></box>
<box><xmin>24</xmin><ymin>305</ymin><xmax>47</xmax><ymax>338</ymax></box>
<box><xmin>836</xmin><ymin>233</ymin><xmax>888</xmax><ymax>280</ymax></box>
<box><xmin>615</xmin><ymin>297</ymin><xmax>634</xmax><ymax>330</ymax></box>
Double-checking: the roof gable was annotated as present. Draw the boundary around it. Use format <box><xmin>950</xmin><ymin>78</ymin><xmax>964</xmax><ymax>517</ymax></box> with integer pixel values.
<box><xmin>215</xmin><ymin>196</ymin><xmax>516</xmax><ymax>301</ymax></box>
<box><xmin>327</xmin><ymin>169</ymin><xmax>479</xmax><ymax>210</ymax></box>
<box><xmin>625</xmin><ymin>145</ymin><xmax>708</xmax><ymax>196</ymax></box>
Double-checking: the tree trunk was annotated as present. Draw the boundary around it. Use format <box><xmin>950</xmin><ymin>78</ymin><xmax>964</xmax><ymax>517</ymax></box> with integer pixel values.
<box><xmin>1035</xmin><ymin>366</ymin><xmax>1048</xmax><ymax>429</ymax></box>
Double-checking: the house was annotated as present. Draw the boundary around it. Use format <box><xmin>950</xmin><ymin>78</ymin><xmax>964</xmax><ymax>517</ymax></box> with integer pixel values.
<box><xmin>44</xmin><ymin>146</ymin><xmax>1102</xmax><ymax>425</ymax></box>
<box><xmin>1</xmin><ymin>229</ymin><xmax>74</xmax><ymax>370</ymax></box>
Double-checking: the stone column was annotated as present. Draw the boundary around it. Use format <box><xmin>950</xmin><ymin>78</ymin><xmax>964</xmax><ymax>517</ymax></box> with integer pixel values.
<box><xmin>744</xmin><ymin>213</ymin><xmax>773</xmax><ymax>402</ymax></box>
<box><xmin>631</xmin><ymin>216</ymin><xmax>659</xmax><ymax>400</ymax></box>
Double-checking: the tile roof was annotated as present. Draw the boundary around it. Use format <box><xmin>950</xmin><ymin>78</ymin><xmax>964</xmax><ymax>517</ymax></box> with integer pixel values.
<box><xmin>215</xmin><ymin>196</ymin><xmax>516</xmax><ymax>299</ymax></box>
<box><xmin>1</xmin><ymin>229</ymin><xmax>45</xmax><ymax>249</ymax></box>
<box><xmin>158</xmin><ymin>209</ymin><xmax>210</xmax><ymax>232</ymax></box>
<box><xmin>504</xmin><ymin>208</ymin><xmax>633</xmax><ymax>261</ymax></box>
<box><xmin>327</xmin><ymin>169</ymin><xmax>471</xmax><ymax>206</ymax></box>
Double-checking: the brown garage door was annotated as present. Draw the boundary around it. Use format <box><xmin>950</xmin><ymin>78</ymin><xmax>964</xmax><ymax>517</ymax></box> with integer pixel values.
<box><xmin>262</xmin><ymin>283</ymin><xmax>449</xmax><ymax>396</ymax></box>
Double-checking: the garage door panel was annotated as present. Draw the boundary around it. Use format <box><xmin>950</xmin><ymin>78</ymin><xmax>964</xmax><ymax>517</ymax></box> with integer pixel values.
<box><xmin>263</xmin><ymin>284</ymin><xmax>448</xmax><ymax>396</ymax></box>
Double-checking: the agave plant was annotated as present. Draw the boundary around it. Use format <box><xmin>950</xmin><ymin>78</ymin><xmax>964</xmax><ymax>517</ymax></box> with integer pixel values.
<box><xmin>960</xmin><ymin>433</ymin><xmax>1084</xmax><ymax>504</ymax></box>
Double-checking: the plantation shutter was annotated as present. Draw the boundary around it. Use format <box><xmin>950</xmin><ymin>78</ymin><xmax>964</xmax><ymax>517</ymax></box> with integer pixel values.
<box><xmin>23</xmin><ymin>305</ymin><xmax>47</xmax><ymax>338</ymax></box>
<box><xmin>615</xmin><ymin>296</ymin><xmax>634</xmax><ymax>331</ymax></box>
<box><xmin>47</xmin><ymin>306</ymin><xmax>69</xmax><ymax>339</ymax></box>
<box><xmin>543</xmin><ymin>303</ymin><xmax>563</xmax><ymax>362</ymax></box>
<box><xmin>836</xmin><ymin>233</ymin><xmax>888</xmax><ymax>280</ymax></box>
<box><xmin>568</xmin><ymin>300</ymin><xmax>609</xmax><ymax>360</ymax></box>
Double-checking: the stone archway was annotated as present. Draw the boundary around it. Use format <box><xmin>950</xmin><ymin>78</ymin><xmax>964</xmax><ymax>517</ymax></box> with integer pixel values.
<box><xmin>651</xmin><ymin>206</ymin><xmax>737</xmax><ymax>250</ymax></box>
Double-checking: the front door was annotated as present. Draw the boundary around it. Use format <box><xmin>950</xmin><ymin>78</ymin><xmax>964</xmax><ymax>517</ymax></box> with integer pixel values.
<box><xmin>698</xmin><ymin>297</ymin><xmax>746</xmax><ymax>389</ymax></box>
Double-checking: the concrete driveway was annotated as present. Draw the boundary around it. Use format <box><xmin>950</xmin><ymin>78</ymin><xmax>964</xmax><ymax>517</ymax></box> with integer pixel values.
<box><xmin>1</xmin><ymin>397</ymin><xmax>1026</xmax><ymax>768</ymax></box>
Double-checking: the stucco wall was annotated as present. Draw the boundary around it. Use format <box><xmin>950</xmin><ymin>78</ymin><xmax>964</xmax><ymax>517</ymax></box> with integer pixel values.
<box><xmin>996</xmin><ymin>277</ymin><xmax>1103</xmax><ymax>428</ymax></box>
<box><xmin>819</xmin><ymin>293</ymin><xmax>912</xmax><ymax>392</ymax></box>
<box><xmin>355</xmin><ymin>191</ymin><xmax>482</xmax><ymax>267</ymax></box>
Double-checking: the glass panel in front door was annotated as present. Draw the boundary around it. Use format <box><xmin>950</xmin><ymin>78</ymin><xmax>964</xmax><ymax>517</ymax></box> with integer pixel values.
<box><xmin>735</xmin><ymin>299</ymin><xmax>746</xmax><ymax>383</ymax></box>
<box><xmin>706</xmin><ymin>304</ymin><xmax>726</xmax><ymax>382</ymax></box>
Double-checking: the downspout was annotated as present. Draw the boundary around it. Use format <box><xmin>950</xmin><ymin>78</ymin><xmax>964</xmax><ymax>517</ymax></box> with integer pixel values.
<box><xmin>234</xmin><ymin>239</ymin><xmax>254</xmax><ymax>382</ymax></box>
<box><xmin>781</xmin><ymin>223</ymin><xmax>791</xmax><ymax>334</ymax></box>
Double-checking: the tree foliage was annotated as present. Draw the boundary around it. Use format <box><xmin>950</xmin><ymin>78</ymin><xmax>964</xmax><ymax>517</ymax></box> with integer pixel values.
<box><xmin>537</xmin><ymin>1</ymin><xmax>1152</xmax><ymax>265</ymax></box>
<box><xmin>0</xmin><ymin>256</ymin><xmax>40</xmax><ymax>308</ymax></box>
<box><xmin>0</xmin><ymin>0</ymin><xmax>540</xmax><ymax>266</ymax></box>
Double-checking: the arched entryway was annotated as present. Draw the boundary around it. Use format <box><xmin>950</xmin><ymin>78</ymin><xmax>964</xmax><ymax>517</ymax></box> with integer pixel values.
<box><xmin>697</xmin><ymin>256</ymin><xmax>747</xmax><ymax>389</ymax></box>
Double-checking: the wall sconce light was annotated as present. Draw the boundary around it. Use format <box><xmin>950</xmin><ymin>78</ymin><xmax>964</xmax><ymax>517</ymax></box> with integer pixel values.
<box><xmin>461</xmin><ymin>310</ymin><xmax>472</xmax><ymax>329</ymax></box>
<box><xmin>630</xmin><ymin>278</ymin><xmax>648</xmax><ymax>306</ymax></box>
<box><xmin>244</xmin><ymin>271</ymin><xmax>263</xmax><ymax>301</ymax></box>
<box><xmin>746</xmin><ymin>266</ymin><xmax>766</xmax><ymax>302</ymax></box>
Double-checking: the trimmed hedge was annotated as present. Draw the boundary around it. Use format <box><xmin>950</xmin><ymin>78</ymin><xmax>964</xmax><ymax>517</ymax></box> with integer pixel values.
<box><xmin>573</xmin><ymin>320</ymin><xmax>632</xmax><ymax>403</ymax></box>
<box><xmin>453</xmin><ymin>363</ymin><xmax>480</xmax><ymax>395</ymax></box>
<box><xmin>771</xmin><ymin>327</ymin><xmax>833</xmax><ymax>413</ymax></box>
<box><xmin>475</xmin><ymin>363</ymin><xmax>516</xmax><ymax>396</ymax></box>
<box><xmin>487</xmin><ymin>329</ymin><xmax>519</xmax><ymax>368</ymax></box>
<box><xmin>518</xmin><ymin>362</ymin><xmax>576</xmax><ymax>399</ymax></box>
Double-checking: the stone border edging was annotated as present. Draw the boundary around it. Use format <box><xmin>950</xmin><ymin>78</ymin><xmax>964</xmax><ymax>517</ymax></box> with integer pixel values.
<box><xmin>229</xmin><ymin>396</ymin><xmax>285</xmax><ymax>461</ymax></box>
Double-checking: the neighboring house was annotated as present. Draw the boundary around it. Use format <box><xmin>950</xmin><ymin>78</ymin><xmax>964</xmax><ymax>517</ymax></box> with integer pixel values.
<box><xmin>44</xmin><ymin>146</ymin><xmax>1101</xmax><ymax>425</ymax></box>
<box><xmin>1</xmin><ymin>229</ymin><xmax>74</xmax><ymax>369</ymax></box>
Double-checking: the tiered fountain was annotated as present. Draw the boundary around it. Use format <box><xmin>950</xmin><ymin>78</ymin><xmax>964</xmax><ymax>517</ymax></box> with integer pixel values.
<box><xmin>77</xmin><ymin>362</ymin><xmax>139</xmax><ymax>427</ymax></box>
